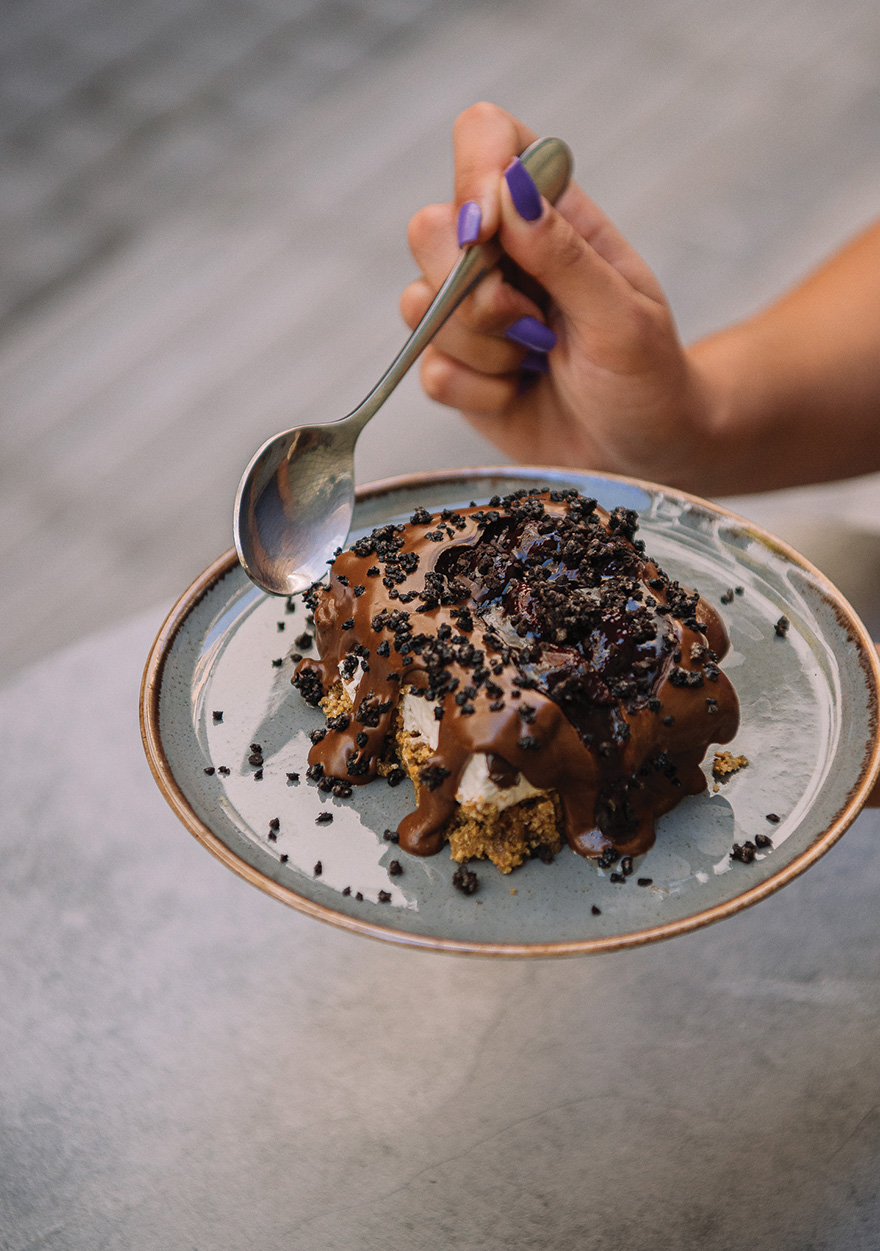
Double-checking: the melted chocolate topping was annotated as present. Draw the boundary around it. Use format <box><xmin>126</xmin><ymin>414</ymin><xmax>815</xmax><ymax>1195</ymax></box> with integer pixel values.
<box><xmin>293</xmin><ymin>489</ymin><xmax>738</xmax><ymax>860</ymax></box>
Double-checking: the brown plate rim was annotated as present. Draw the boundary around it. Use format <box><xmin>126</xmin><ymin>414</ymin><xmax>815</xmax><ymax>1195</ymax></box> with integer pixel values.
<box><xmin>140</xmin><ymin>466</ymin><xmax>880</xmax><ymax>957</ymax></box>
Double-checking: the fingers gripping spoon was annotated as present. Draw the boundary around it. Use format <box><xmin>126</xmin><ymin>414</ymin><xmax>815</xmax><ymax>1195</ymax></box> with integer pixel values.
<box><xmin>233</xmin><ymin>137</ymin><xmax>572</xmax><ymax>597</ymax></box>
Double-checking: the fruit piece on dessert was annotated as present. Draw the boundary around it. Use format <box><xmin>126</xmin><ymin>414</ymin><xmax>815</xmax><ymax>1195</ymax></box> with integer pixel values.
<box><xmin>293</xmin><ymin>489</ymin><xmax>739</xmax><ymax>873</ymax></box>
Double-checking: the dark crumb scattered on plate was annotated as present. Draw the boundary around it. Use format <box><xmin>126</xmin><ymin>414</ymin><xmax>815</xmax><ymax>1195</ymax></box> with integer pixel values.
<box><xmin>212</xmin><ymin>711</ymin><xmax>223</xmax><ymax>723</ymax></box>
<box><xmin>316</xmin><ymin>812</ymin><xmax>333</xmax><ymax>825</ymax></box>
<box><xmin>388</xmin><ymin>860</ymin><xmax>403</xmax><ymax>876</ymax></box>
<box><xmin>280</xmin><ymin>853</ymin><xmax>288</xmax><ymax>863</ymax></box>
<box><xmin>766</xmin><ymin>812</ymin><xmax>780</xmax><ymax>823</ymax></box>
<box><xmin>342</xmin><ymin>886</ymin><xmax>351</xmax><ymax>896</ymax></box>
<box><xmin>218</xmin><ymin>766</ymin><xmax>230</xmax><ymax>776</ymax></box>
<box><xmin>314</xmin><ymin>860</ymin><xmax>323</xmax><ymax>876</ymax></box>
<box><xmin>452</xmin><ymin>864</ymin><xmax>479</xmax><ymax>895</ymax></box>
<box><xmin>287</xmin><ymin>771</ymin><xmax>300</xmax><ymax>783</ymax></box>
<box><xmin>610</xmin><ymin>872</ymin><xmax>626</xmax><ymax>884</ymax></box>
<box><xmin>254</xmin><ymin>769</ymin><xmax>263</xmax><ymax>780</ymax></box>
<box><xmin>637</xmin><ymin>877</ymin><xmax>653</xmax><ymax>887</ymax></box>
<box><xmin>591</xmin><ymin>904</ymin><xmax>601</xmax><ymax>916</ymax></box>
<box><xmin>204</xmin><ymin>766</ymin><xmax>215</xmax><ymax>775</ymax></box>
<box><xmin>378</xmin><ymin>890</ymin><xmax>392</xmax><ymax>903</ymax></box>
<box><xmin>355</xmin><ymin>891</ymin><xmax>363</xmax><ymax>901</ymax></box>
<box><xmin>730</xmin><ymin>840</ymin><xmax>757</xmax><ymax>864</ymax></box>
<box><xmin>383</xmin><ymin>828</ymin><xmax>399</xmax><ymax>843</ymax></box>
<box><xmin>755</xmin><ymin>833</ymin><xmax>773</xmax><ymax>849</ymax></box>
<box><xmin>775</xmin><ymin>615</ymin><xmax>790</xmax><ymax>638</ymax></box>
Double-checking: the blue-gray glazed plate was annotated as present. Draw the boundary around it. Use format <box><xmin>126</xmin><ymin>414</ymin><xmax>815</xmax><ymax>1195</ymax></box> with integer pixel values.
<box><xmin>140</xmin><ymin>468</ymin><xmax>880</xmax><ymax>956</ymax></box>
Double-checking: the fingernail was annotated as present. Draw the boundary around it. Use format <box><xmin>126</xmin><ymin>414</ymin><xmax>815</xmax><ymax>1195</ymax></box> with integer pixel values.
<box><xmin>457</xmin><ymin>200</ymin><xmax>482</xmax><ymax>247</ymax></box>
<box><xmin>520</xmin><ymin>349</ymin><xmax>550</xmax><ymax>374</ymax></box>
<box><xmin>505</xmin><ymin>315</ymin><xmax>557</xmax><ymax>352</ymax></box>
<box><xmin>504</xmin><ymin>157</ymin><xmax>543</xmax><ymax>221</ymax></box>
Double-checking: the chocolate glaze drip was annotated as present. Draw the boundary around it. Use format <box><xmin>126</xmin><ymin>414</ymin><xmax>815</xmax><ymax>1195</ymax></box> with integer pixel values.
<box><xmin>293</xmin><ymin>489</ymin><xmax>738</xmax><ymax>860</ymax></box>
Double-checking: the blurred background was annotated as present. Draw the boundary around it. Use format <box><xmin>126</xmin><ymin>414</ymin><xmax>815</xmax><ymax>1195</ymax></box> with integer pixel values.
<box><xmin>3</xmin><ymin>0</ymin><xmax>880</xmax><ymax>679</ymax></box>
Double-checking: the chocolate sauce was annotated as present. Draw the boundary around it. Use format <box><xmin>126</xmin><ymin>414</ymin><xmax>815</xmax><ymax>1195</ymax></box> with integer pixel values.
<box><xmin>293</xmin><ymin>489</ymin><xmax>738</xmax><ymax>860</ymax></box>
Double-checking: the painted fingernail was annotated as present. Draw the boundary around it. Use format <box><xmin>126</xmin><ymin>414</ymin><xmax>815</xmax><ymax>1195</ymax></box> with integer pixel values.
<box><xmin>504</xmin><ymin>157</ymin><xmax>542</xmax><ymax>221</ymax></box>
<box><xmin>505</xmin><ymin>315</ymin><xmax>557</xmax><ymax>352</ymax></box>
<box><xmin>520</xmin><ymin>349</ymin><xmax>550</xmax><ymax>374</ymax></box>
<box><xmin>457</xmin><ymin>200</ymin><xmax>482</xmax><ymax>247</ymax></box>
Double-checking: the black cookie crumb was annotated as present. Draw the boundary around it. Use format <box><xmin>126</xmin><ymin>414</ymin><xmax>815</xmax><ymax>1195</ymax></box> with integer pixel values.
<box><xmin>212</xmin><ymin>711</ymin><xmax>223</xmax><ymax>723</ymax></box>
<box><xmin>378</xmin><ymin>890</ymin><xmax>392</xmax><ymax>903</ymax></box>
<box><xmin>314</xmin><ymin>861</ymin><xmax>323</xmax><ymax>876</ymax></box>
<box><xmin>316</xmin><ymin>812</ymin><xmax>333</xmax><ymax>825</ymax></box>
<box><xmin>388</xmin><ymin>860</ymin><xmax>403</xmax><ymax>876</ymax></box>
<box><xmin>591</xmin><ymin>905</ymin><xmax>601</xmax><ymax>916</ymax></box>
<box><xmin>775</xmin><ymin>615</ymin><xmax>790</xmax><ymax>638</ymax></box>
<box><xmin>452</xmin><ymin>864</ymin><xmax>479</xmax><ymax>895</ymax></box>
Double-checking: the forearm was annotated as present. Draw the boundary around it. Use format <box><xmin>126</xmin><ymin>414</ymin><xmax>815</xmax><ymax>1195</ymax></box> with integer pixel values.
<box><xmin>688</xmin><ymin>220</ymin><xmax>880</xmax><ymax>495</ymax></box>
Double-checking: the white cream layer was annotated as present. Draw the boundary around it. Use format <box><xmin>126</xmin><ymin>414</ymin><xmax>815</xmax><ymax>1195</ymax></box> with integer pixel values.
<box><xmin>340</xmin><ymin>657</ymin><xmax>547</xmax><ymax>811</ymax></box>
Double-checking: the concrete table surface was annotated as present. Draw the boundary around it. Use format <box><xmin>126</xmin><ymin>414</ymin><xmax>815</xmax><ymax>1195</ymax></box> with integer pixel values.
<box><xmin>2</xmin><ymin>607</ymin><xmax>880</xmax><ymax>1250</ymax></box>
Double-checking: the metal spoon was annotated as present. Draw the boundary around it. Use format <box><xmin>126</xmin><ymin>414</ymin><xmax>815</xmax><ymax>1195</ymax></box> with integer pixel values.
<box><xmin>233</xmin><ymin>136</ymin><xmax>573</xmax><ymax>597</ymax></box>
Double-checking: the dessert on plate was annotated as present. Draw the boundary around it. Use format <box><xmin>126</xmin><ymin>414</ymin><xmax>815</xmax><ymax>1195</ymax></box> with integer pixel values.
<box><xmin>293</xmin><ymin>488</ymin><xmax>739</xmax><ymax>872</ymax></box>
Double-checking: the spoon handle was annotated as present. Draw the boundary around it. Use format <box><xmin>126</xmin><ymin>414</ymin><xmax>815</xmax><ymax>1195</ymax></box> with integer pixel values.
<box><xmin>346</xmin><ymin>135</ymin><xmax>573</xmax><ymax>433</ymax></box>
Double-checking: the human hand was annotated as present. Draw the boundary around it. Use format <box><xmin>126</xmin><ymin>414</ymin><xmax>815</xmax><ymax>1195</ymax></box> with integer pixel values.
<box><xmin>400</xmin><ymin>102</ymin><xmax>715</xmax><ymax>489</ymax></box>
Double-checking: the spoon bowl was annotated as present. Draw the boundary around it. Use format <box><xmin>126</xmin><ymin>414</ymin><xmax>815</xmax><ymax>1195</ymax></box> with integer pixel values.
<box><xmin>234</xmin><ymin>137</ymin><xmax>573</xmax><ymax>596</ymax></box>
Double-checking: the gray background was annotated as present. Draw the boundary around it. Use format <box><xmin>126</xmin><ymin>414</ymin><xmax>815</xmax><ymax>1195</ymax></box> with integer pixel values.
<box><xmin>3</xmin><ymin>0</ymin><xmax>880</xmax><ymax>678</ymax></box>
<box><xmin>3</xmin><ymin>3</ymin><xmax>880</xmax><ymax>1248</ymax></box>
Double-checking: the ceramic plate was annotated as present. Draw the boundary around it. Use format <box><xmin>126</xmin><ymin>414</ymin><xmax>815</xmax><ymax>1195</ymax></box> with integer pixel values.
<box><xmin>141</xmin><ymin>468</ymin><xmax>880</xmax><ymax>956</ymax></box>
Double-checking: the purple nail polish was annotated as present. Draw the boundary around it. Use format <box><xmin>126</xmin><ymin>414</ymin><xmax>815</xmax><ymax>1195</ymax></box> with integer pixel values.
<box><xmin>457</xmin><ymin>200</ymin><xmax>482</xmax><ymax>247</ymax></box>
<box><xmin>505</xmin><ymin>315</ymin><xmax>557</xmax><ymax>353</ymax></box>
<box><xmin>520</xmin><ymin>349</ymin><xmax>550</xmax><ymax>374</ymax></box>
<box><xmin>504</xmin><ymin>157</ymin><xmax>542</xmax><ymax>221</ymax></box>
